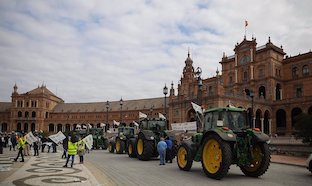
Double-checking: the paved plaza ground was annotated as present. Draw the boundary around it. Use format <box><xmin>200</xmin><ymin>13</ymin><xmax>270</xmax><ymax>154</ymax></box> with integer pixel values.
<box><xmin>0</xmin><ymin>147</ymin><xmax>311</xmax><ymax>186</ymax></box>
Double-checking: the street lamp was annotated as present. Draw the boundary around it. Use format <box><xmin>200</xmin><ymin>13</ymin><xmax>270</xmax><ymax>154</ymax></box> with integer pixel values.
<box><xmin>195</xmin><ymin>67</ymin><xmax>203</xmax><ymax>105</ymax></box>
<box><xmin>163</xmin><ymin>84</ymin><xmax>168</xmax><ymax>129</ymax></box>
<box><xmin>120</xmin><ymin>98</ymin><xmax>123</xmax><ymax>126</ymax></box>
<box><xmin>106</xmin><ymin>100</ymin><xmax>109</xmax><ymax>131</ymax></box>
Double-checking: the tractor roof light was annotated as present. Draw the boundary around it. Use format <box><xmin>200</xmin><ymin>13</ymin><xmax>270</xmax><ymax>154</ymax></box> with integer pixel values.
<box><xmin>253</xmin><ymin>128</ymin><xmax>260</xmax><ymax>132</ymax></box>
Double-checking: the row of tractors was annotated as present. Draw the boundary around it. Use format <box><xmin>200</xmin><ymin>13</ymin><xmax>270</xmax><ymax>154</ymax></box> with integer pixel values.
<box><xmin>106</xmin><ymin>106</ymin><xmax>271</xmax><ymax>180</ymax></box>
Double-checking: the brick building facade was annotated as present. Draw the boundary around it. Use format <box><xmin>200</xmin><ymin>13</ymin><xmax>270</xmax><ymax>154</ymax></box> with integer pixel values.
<box><xmin>1</xmin><ymin>36</ymin><xmax>311</xmax><ymax>136</ymax></box>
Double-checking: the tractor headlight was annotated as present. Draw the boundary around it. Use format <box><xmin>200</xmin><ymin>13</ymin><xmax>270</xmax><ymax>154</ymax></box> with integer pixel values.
<box><xmin>266</xmin><ymin>140</ymin><xmax>271</xmax><ymax>144</ymax></box>
<box><xmin>120</xmin><ymin>137</ymin><xmax>124</xmax><ymax>140</ymax></box>
<box><xmin>227</xmin><ymin>134</ymin><xmax>234</xmax><ymax>138</ymax></box>
<box><xmin>150</xmin><ymin>136</ymin><xmax>154</xmax><ymax>140</ymax></box>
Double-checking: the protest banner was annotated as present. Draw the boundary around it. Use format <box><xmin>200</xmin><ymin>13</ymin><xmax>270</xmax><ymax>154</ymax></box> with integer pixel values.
<box><xmin>25</xmin><ymin>132</ymin><xmax>38</xmax><ymax>144</ymax></box>
<box><xmin>49</xmin><ymin>131</ymin><xmax>66</xmax><ymax>144</ymax></box>
<box><xmin>82</xmin><ymin>134</ymin><xmax>93</xmax><ymax>150</ymax></box>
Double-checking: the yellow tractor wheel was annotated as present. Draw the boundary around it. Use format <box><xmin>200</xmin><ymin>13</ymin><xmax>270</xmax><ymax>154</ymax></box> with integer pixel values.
<box><xmin>201</xmin><ymin>134</ymin><xmax>232</xmax><ymax>180</ymax></box>
<box><xmin>177</xmin><ymin>144</ymin><xmax>193</xmax><ymax>171</ymax></box>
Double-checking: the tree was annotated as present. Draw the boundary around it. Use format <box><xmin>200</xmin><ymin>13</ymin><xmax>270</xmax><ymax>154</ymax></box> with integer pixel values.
<box><xmin>294</xmin><ymin>113</ymin><xmax>312</xmax><ymax>145</ymax></box>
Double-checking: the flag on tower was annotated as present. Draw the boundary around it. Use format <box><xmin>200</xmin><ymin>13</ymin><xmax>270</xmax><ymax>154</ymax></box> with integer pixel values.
<box><xmin>139</xmin><ymin>112</ymin><xmax>147</xmax><ymax>119</ymax></box>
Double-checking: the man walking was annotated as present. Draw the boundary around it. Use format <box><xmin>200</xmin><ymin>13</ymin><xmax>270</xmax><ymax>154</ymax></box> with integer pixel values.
<box><xmin>33</xmin><ymin>139</ymin><xmax>39</xmax><ymax>156</ymax></box>
<box><xmin>62</xmin><ymin>137</ymin><xmax>68</xmax><ymax>159</ymax></box>
<box><xmin>157</xmin><ymin>137</ymin><xmax>167</xmax><ymax>165</ymax></box>
<box><xmin>63</xmin><ymin>136</ymin><xmax>78</xmax><ymax>168</ymax></box>
<box><xmin>14</xmin><ymin>134</ymin><xmax>26</xmax><ymax>162</ymax></box>
<box><xmin>165</xmin><ymin>137</ymin><xmax>173</xmax><ymax>163</ymax></box>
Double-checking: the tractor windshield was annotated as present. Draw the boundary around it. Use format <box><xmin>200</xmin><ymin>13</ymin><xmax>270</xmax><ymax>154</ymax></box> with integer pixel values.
<box><xmin>204</xmin><ymin>110</ymin><xmax>248</xmax><ymax>131</ymax></box>
<box><xmin>226</xmin><ymin>111</ymin><xmax>248</xmax><ymax>130</ymax></box>
<box><xmin>140</xmin><ymin>120</ymin><xmax>166</xmax><ymax>131</ymax></box>
<box><xmin>123</xmin><ymin>128</ymin><xmax>134</xmax><ymax>136</ymax></box>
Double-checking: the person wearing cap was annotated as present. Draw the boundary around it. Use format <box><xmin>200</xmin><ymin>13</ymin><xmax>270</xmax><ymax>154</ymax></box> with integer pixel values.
<box><xmin>14</xmin><ymin>134</ymin><xmax>26</xmax><ymax>162</ymax></box>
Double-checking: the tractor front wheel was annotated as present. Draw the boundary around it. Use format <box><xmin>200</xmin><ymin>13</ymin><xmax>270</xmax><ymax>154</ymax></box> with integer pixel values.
<box><xmin>201</xmin><ymin>134</ymin><xmax>232</xmax><ymax>180</ymax></box>
<box><xmin>116</xmin><ymin>139</ymin><xmax>125</xmax><ymax>154</ymax></box>
<box><xmin>240</xmin><ymin>143</ymin><xmax>270</xmax><ymax>177</ymax></box>
<box><xmin>108</xmin><ymin>142</ymin><xmax>115</xmax><ymax>153</ymax></box>
<box><xmin>136</xmin><ymin>136</ymin><xmax>153</xmax><ymax>161</ymax></box>
<box><xmin>177</xmin><ymin>143</ymin><xmax>193</xmax><ymax>171</ymax></box>
<box><xmin>128</xmin><ymin>140</ymin><xmax>137</xmax><ymax>158</ymax></box>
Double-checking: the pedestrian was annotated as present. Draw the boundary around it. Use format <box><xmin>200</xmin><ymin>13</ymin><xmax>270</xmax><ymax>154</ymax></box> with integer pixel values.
<box><xmin>14</xmin><ymin>134</ymin><xmax>26</xmax><ymax>162</ymax></box>
<box><xmin>24</xmin><ymin>141</ymin><xmax>30</xmax><ymax>156</ymax></box>
<box><xmin>41</xmin><ymin>137</ymin><xmax>46</xmax><ymax>153</ymax></box>
<box><xmin>62</xmin><ymin>137</ymin><xmax>68</xmax><ymax>159</ymax></box>
<box><xmin>77</xmin><ymin>140</ymin><xmax>85</xmax><ymax>164</ymax></box>
<box><xmin>63</xmin><ymin>136</ymin><xmax>78</xmax><ymax>168</ymax></box>
<box><xmin>157</xmin><ymin>137</ymin><xmax>167</xmax><ymax>165</ymax></box>
<box><xmin>0</xmin><ymin>135</ymin><xmax>3</xmax><ymax>154</ymax></box>
<box><xmin>8</xmin><ymin>137</ymin><xmax>12</xmax><ymax>151</ymax></box>
<box><xmin>52</xmin><ymin>142</ymin><xmax>57</xmax><ymax>153</ymax></box>
<box><xmin>165</xmin><ymin>137</ymin><xmax>173</xmax><ymax>163</ymax></box>
<box><xmin>11</xmin><ymin>133</ymin><xmax>17</xmax><ymax>151</ymax></box>
<box><xmin>33</xmin><ymin>139</ymin><xmax>39</xmax><ymax>156</ymax></box>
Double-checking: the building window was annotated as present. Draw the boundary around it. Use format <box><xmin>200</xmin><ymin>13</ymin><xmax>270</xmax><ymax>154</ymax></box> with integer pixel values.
<box><xmin>208</xmin><ymin>86</ymin><xmax>213</xmax><ymax>95</ymax></box>
<box><xmin>259</xmin><ymin>86</ymin><xmax>266</xmax><ymax>99</ymax></box>
<box><xmin>229</xmin><ymin>76</ymin><xmax>233</xmax><ymax>84</ymax></box>
<box><xmin>259</xmin><ymin>68</ymin><xmax>264</xmax><ymax>78</ymax></box>
<box><xmin>243</xmin><ymin>71</ymin><xmax>248</xmax><ymax>81</ymax></box>
<box><xmin>46</xmin><ymin>101</ymin><xmax>50</xmax><ymax>108</ymax></box>
<box><xmin>32</xmin><ymin>111</ymin><xmax>36</xmax><ymax>118</ymax></box>
<box><xmin>25</xmin><ymin>111</ymin><xmax>29</xmax><ymax>118</ymax></box>
<box><xmin>18</xmin><ymin>111</ymin><xmax>22</xmax><ymax>118</ymax></box>
<box><xmin>303</xmin><ymin>65</ymin><xmax>309</xmax><ymax>76</ymax></box>
<box><xmin>45</xmin><ymin>112</ymin><xmax>49</xmax><ymax>119</ymax></box>
<box><xmin>26</xmin><ymin>101</ymin><xmax>29</xmax><ymax>107</ymax></box>
<box><xmin>292</xmin><ymin>67</ymin><xmax>298</xmax><ymax>78</ymax></box>
<box><xmin>296</xmin><ymin>87</ymin><xmax>302</xmax><ymax>98</ymax></box>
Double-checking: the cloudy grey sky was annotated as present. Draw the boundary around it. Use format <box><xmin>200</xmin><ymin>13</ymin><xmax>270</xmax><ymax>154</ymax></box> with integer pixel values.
<box><xmin>0</xmin><ymin>0</ymin><xmax>311</xmax><ymax>103</ymax></box>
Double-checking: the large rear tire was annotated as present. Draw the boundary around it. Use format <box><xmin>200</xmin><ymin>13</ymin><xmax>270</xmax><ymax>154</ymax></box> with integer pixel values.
<box><xmin>240</xmin><ymin>143</ymin><xmax>270</xmax><ymax>177</ymax></box>
<box><xmin>136</xmin><ymin>136</ymin><xmax>153</xmax><ymax>161</ymax></box>
<box><xmin>201</xmin><ymin>134</ymin><xmax>232</xmax><ymax>180</ymax></box>
<box><xmin>116</xmin><ymin>138</ymin><xmax>125</xmax><ymax>154</ymax></box>
<box><xmin>108</xmin><ymin>142</ymin><xmax>115</xmax><ymax>153</ymax></box>
<box><xmin>177</xmin><ymin>143</ymin><xmax>193</xmax><ymax>171</ymax></box>
<box><xmin>128</xmin><ymin>140</ymin><xmax>137</xmax><ymax>158</ymax></box>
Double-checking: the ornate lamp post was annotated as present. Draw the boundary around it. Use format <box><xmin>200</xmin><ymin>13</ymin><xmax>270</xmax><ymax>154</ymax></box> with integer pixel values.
<box><xmin>195</xmin><ymin>67</ymin><xmax>203</xmax><ymax>105</ymax></box>
<box><xmin>163</xmin><ymin>84</ymin><xmax>168</xmax><ymax>129</ymax></box>
<box><xmin>120</xmin><ymin>98</ymin><xmax>123</xmax><ymax>125</ymax></box>
<box><xmin>106</xmin><ymin>100</ymin><xmax>109</xmax><ymax>131</ymax></box>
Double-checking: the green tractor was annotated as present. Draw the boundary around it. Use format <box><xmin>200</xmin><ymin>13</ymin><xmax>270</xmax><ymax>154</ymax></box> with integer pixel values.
<box><xmin>127</xmin><ymin>118</ymin><xmax>177</xmax><ymax>160</ymax></box>
<box><xmin>108</xmin><ymin>127</ymin><xmax>135</xmax><ymax>154</ymax></box>
<box><xmin>176</xmin><ymin>106</ymin><xmax>270</xmax><ymax>180</ymax></box>
<box><xmin>89</xmin><ymin>128</ymin><xmax>109</xmax><ymax>150</ymax></box>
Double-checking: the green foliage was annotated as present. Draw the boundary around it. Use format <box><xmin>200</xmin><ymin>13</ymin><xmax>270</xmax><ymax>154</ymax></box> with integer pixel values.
<box><xmin>294</xmin><ymin>113</ymin><xmax>312</xmax><ymax>145</ymax></box>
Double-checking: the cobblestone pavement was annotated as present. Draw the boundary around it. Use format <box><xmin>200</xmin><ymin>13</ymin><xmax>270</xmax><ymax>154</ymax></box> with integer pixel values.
<box><xmin>1</xmin><ymin>150</ymin><xmax>99</xmax><ymax>186</ymax></box>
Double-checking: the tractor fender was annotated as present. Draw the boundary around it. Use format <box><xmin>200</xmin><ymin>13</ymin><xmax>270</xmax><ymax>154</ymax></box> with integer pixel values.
<box><xmin>201</xmin><ymin>129</ymin><xmax>236</xmax><ymax>145</ymax></box>
<box><xmin>138</xmin><ymin>130</ymin><xmax>155</xmax><ymax>141</ymax></box>
<box><xmin>251</xmin><ymin>131</ymin><xmax>270</xmax><ymax>143</ymax></box>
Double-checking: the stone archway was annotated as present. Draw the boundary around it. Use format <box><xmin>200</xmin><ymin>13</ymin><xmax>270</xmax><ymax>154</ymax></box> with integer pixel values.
<box><xmin>276</xmin><ymin>109</ymin><xmax>286</xmax><ymax>135</ymax></box>
<box><xmin>291</xmin><ymin>107</ymin><xmax>302</xmax><ymax>127</ymax></box>
<box><xmin>264</xmin><ymin>110</ymin><xmax>270</xmax><ymax>134</ymax></box>
<box><xmin>255</xmin><ymin>109</ymin><xmax>262</xmax><ymax>129</ymax></box>
<box><xmin>187</xmin><ymin>109</ymin><xmax>196</xmax><ymax>122</ymax></box>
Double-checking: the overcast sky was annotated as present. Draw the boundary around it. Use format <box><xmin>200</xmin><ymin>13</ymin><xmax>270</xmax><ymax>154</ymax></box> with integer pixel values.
<box><xmin>0</xmin><ymin>0</ymin><xmax>311</xmax><ymax>103</ymax></box>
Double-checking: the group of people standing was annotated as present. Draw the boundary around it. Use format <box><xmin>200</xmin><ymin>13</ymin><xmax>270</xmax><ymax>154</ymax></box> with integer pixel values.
<box><xmin>63</xmin><ymin>136</ymin><xmax>86</xmax><ymax>168</ymax></box>
<box><xmin>157</xmin><ymin>136</ymin><xmax>174</xmax><ymax>165</ymax></box>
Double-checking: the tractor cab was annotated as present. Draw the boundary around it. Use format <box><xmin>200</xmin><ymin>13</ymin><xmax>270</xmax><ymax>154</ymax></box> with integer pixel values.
<box><xmin>118</xmin><ymin>127</ymin><xmax>135</xmax><ymax>137</ymax></box>
<box><xmin>140</xmin><ymin>118</ymin><xmax>166</xmax><ymax>133</ymax></box>
<box><xmin>203</xmin><ymin>107</ymin><xmax>249</xmax><ymax>132</ymax></box>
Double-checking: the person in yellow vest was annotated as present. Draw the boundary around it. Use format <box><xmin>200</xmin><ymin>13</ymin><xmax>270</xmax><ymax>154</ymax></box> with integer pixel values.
<box><xmin>63</xmin><ymin>136</ymin><xmax>78</xmax><ymax>168</ymax></box>
<box><xmin>14</xmin><ymin>133</ymin><xmax>26</xmax><ymax>162</ymax></box>
<box><xmin>77</xmin><ymin>139</ymin><xmax>85</xmax><ymax>164</ymax></box>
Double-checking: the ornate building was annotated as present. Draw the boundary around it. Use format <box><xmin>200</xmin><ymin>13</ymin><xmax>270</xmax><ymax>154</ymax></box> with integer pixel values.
<box><xmin>0</xmin><ymin>84</ymin><xmax>167</xmax><ymax>133</ymax></box>
<box><xmin>1</xmin><ymin>36</ymin><xmax>311</xmax><ymax>136</ymax></box>
<box><xmin>169</xmin><ymin>36</ymin><xmax>312</xmax><ymax>136</ymax></box>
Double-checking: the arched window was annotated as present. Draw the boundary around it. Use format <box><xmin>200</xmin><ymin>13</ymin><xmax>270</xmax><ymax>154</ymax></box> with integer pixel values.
<box><xmin>229</xmin><ymin>76</ymin><xmax>233</xmax><ymax>84</ymax></box>
<box><xmin>255</xmin><ymin>109</ymin><xmax>262</xmax><ymax>129</ymax></box>
<box><xmin>17</xmin><ymin>123</ymin><xmax>22</xmax><ymax>132</ymax></box>
<box><xmin>243</xmin><ymin>71</ymin><xmax>248</xmax><ymax>81</ymax></box>
<box><xmin>258</xmin><ymin>86</ymin><xmax>266</xmax><ymax>99</ymax></box>
<box><xmin>291</xmin><ymin>107</ymin><xmax>302</xmax><ymax>127</ymax></box>
<box><xmin>31</xmin><ymin>123</ymin><xmax>35</xmax><ymax>131</ymax></box>
<box><xmin>45</xmin><ymin>112</ymin><xmax>49</xmax><ymax>119</ymax></box>
<box><xmin>1</xmin><ymin>123</ymin><xmax>8</xmax><ymax>132</ymax></box>
<box><xmin>24</xmin><ymin>123</ymin><xmax>28</xmax><ymax>132</ymax></box>
<box><xmin>57</xmin><ymin>124</ymin><xmax>62</xmax><ymax>132</ymax></box>
<box><xmin>303</xmin><ymin>65</ymin><xmax>309</xmax><ymax>76</ymax></box>
<box><xmin>292</xmin><ymin>67</ymin><xmax>298</xmax><ymax>78</ymax></box>
<box><xmin>276</xmin><ymin>84</ymin><xmax>281</xmax><ymax>100</ymax></box>
<box><xmin>25</xmin><ymin>111</ymin><xmax>29</xmax><ymax>118</ymax></box>
<box><xmin>65</xmin><ymin>124</ymin><xmax>70</xmax><ymax>132</ymax></box>
<box><xmin>32</xmin><ymin>111</ymin><xmax>36</xmax><ymax>118</ymax></box>
<box><xmin>276</xmin><ymin>109</ymin><xmax>286</xmax><ymax>135</ymax></box>
<box><xmin>18</xmin><ymin>111</ymin><xmax>22</xmax><ymax>117</ymax></box>
<box><xmin>49</xmin><ymin>124</ymin><xmax>54</xmax><ymax>132</ymax></box>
